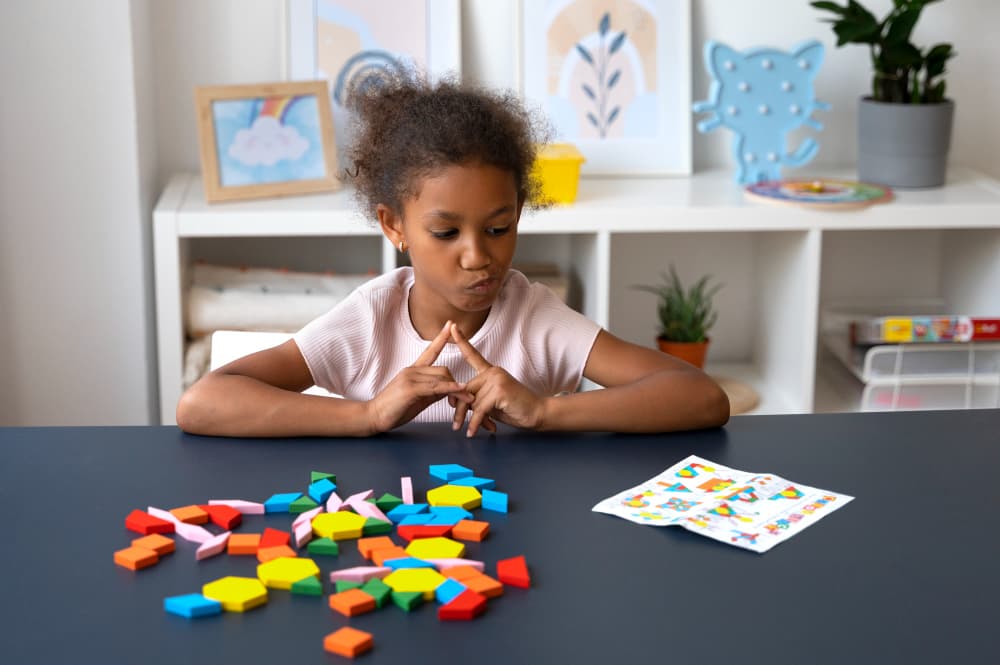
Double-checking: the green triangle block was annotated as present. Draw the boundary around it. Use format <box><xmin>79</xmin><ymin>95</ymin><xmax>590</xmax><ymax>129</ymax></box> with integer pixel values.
<box><xmin>311</xmin><ymin>471</ymin><xmax>336</xmax><ymax>484</ymax></box>
<box><xmin>375</xmin><ymin>492</ymin><xmax>403</xmax><ymax>513</ymax></box>
<box><xmin>289</xmin><ymin>495</ymin><xmax>319</xmax><ymax>513</ymax></box>
<box><xmin>335</xmin><ymin>580</ymin><xmax>363</xmax><ymax>593</ymax></box>
<box><xmin>362</xmin><ymin>517</ymin><xmax>393</xmax><ymax>536</ymax></box>
<box><xmin>361</xmin><ymin>578</ymin><xmax>392</xmax><ymax>608</ymax></box>
<box><xmin>290</xmin><ymin>576</ymin><xmax>323</xmax><ymax>596</ymax></box>
<box><xmin>392</xmin><ymin>590</ymin><xmax>424</xmax><ymax>612</ymax></box>
<box><xmin>307</xmin><ymin>537</ymin><xmax>339</xmax><ymax>556</ymax></box>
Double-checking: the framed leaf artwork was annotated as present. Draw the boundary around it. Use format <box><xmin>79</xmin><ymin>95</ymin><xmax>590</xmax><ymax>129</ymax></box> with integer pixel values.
<box><xmin>519</xmin><ymin>0</ymin><xmax>692</xmax><ymax>175</ymax></box>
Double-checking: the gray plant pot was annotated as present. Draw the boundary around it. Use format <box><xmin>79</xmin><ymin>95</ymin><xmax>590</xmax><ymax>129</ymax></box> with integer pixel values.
<box><xmin>858</xmin><ymin>97</ymin><xmax>955</xmax><ymax>189</ymax></box>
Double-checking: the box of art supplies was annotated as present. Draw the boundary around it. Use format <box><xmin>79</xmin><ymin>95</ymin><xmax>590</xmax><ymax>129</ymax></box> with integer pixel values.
<box><xmin>531</xmin><ymin>143</ymin><xmax>584</xmax><ymax>205</ymax></box>
<box><xmin>850</xmin><ymin>315</ymin><xmax>1000</xmax><ymax>345</ymax></box>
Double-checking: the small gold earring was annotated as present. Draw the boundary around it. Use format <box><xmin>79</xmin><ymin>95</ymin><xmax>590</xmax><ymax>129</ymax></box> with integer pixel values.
<box><xmin>399</xmin><ymin>240</ymin><xmax>406</xmax><ymax>253</ymax></box>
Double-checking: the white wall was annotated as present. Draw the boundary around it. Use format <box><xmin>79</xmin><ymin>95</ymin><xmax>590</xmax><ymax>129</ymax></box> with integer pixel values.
<box><xmin>0</xmin><ymin>1</ymin><xmax>156</xmax><ymax>425</ymax></box>
<box><xmin>0</xmin><ymin>0</ymin><xmax>997</xmax><ymax>425</ymax></box>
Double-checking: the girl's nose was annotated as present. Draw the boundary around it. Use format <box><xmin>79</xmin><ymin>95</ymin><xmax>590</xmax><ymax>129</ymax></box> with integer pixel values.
<box><xmin>460</xmin><ymin>238</ymin><xmax>490</xmax><ymax>271</ymax></box>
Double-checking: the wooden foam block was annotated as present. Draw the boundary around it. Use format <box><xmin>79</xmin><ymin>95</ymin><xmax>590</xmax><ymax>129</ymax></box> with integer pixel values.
<box><xmin>196</xmin><ymin>531</ymin><xmax>230</xmax><ymax>561</ymax></box>
<box><xmin>227</xmin><ymin>533</ymin><xmax>261</xmax><ymax>555</ymax></box>
<box><xmin>357</xmin><ymin>536</ymin><xmax>396</xmax><ymax>560</ymax></box>
<box><xmin>451</xmin><ymin>519</ymin><xmax>490</xmax><ymax>542</ymax></box>
<box><xmin>114</xmin><ymin>545</ymin><xmax>159</xmax><ymax>571</ymax></box>
<box><xmin>437</xmin><ymin>588</ymin><xmax>487</xmax><ymax>621</ymax></box>
<box><xmin>131</xmin><ymin>533</ymin><xmax>175</xmax><ymax>556</ymax></box>
<box><xmin>328</xmin><ymin>588</ymin><xmax>377</xmax><ymax>617</ymax></box>
<box><xmin>396</xmin><ymin>524</ymin><xmax>453</xmax><ymax>542</ymax></box>
<box><xmin>323</xmin><ymin>626</ymin><xmax>373</xmax><ymax>658</ymax></box>
<box><xmin>170</xmin><ymin>505</ymin><xmax>209</xmax><ymax>524</ymax></box>
<box><xmin>199</xmin><ymin>503</ymin><xmax>244</xmax><ymax>529</ymax></box>
<box><xmin>257</xmin><ymin>545</ymin><xmax>297</xmax><ymax>563</ymax></box>
<box><xmin>461</xmin><ymin>573</ymin><xmax>504</xmax><ymax>599</ymax></box>
<box><xmin>124</xmin><ymin>509</ymin><xmax>174</xmax><ymax>535</ymax></box>
<box><xmin>442</xmin><ymin>565</ymin><xmax>483</xmax><ymax>581</ymax></box>
<box><xmin>371</xmin><ymin>546</ymin><xmax>409</xmax><ymax>566</ymax></box>
<box><xmin>496</xmin><ymin>555</ymin><xmax>531</xmax><ymax>588</ymax></box>
<box><xmin>259</xmin><ymin>528</ymin><xmax>291</xmax><ymax>549</ymax></box>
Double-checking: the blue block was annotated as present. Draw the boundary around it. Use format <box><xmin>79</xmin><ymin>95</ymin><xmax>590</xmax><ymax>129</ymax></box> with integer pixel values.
<box><xmin>449</xmin><ymin>476</ymin><xmax>495</xmax><ymax>490</ymax></box>
<box><xmin>384</xmin><ymin>557</ymin><xmax>436</xmax><ymax>570</ymax></box>
<box><xmin>386</xmin><ymin>503</ymin><xmax>429</xmax><ymax>523</ymax></box>
<box><xmin>428</xmin><ymin>506</ymin><xmax>474</xmax><ymax>521</ymax></box>
<box><xmin>429</xmin><ymin>464</ymin><xmax>474</xmax><ymax>482</ymax></box>
<box><xmin>435</xmin><ymin>578</ymin><xmax>466</xmax><ymax>604</ymax></box>
<box><xmin>398</xmin><ymin>513</ymin><xmax>434</xmax><ymax>526</ymax></box>
<box><xmin>307</xmin><ymin>478</ymin><xmax>337</xmax><ymax>504</ymax></box>
<box><xmin>164</xmin><ymin>593</ymin><xmax>222</xmax><ymax>619</ymax></box>
<box><xmin>481</xmin><ymin>489</ymin><xmax>508</xmax><ymax>513</ymax></box>
<box><xmin>264</xmin><ymin>492</ymin><xmax>303</xmax><ymax>513</ymax></box>
<box><xmin>427</xmin><ymin>514</ymin><xmax>462</xmax><ymax>526</ymax></box>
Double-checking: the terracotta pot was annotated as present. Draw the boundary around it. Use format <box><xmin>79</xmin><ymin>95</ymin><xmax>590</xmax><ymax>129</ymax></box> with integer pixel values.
<box><xmin>657</xmin><ymin>337</ymin><xmax>709</xmax><ymax>369</ymax></box>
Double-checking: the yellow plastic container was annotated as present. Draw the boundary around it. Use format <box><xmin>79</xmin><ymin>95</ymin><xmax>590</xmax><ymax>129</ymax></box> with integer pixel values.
<box><xmin>531</xmin><ymin>143</ymin><xmax>585</xmax><ymax>205</ymax></box>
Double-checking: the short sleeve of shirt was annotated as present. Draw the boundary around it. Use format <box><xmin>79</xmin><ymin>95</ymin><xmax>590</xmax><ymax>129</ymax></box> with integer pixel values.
<box><xmin>519</xmin><ymin>281</ymin><xmax>602</xmax><ymax>395</ymax></box>
<box><xmin>292</xmin><ymin>288</ymin><xmax>375</xmax><ymax>395</ymax></box>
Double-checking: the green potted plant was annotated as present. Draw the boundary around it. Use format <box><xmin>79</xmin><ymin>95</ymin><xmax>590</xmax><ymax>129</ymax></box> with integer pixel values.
<box><xmin>634</xmin><ymin>266</ymin><xmax>722</xmax><ymax>369</ymax></box>
<box><xmin>812</xmin><ymin>0</ymin><xmax>956</xmax><ymax>188</ymax></box>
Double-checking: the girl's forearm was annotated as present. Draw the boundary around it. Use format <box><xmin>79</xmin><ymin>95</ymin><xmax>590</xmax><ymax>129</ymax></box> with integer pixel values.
<box><xmin>538</xmin><ymin>370</ymin><xmax>730</xmax><ymax>433</ymax></box>
<box><xmin>176</xmin><ymin>374</ymin><xmax>374</xmax><ymax>438</ymax></box>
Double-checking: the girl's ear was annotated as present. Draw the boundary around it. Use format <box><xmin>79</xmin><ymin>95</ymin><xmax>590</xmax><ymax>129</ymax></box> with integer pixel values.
<box><xmin>376</xmin><ymin>203</ymin><xmax>404</xmax><ymax>247</ymax></box>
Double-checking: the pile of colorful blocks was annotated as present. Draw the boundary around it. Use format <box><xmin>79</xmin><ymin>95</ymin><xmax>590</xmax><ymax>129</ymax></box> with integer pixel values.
<box><xmin>114</xmin><ymin>463</ymin><xmax>531</xmax><ymax>659</ymax></box>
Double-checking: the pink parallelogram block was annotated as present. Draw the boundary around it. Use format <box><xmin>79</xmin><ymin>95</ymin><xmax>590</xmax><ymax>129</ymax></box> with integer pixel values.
<box><xmin>196</xmin><ymin>531</ymin><xmax>231</xmax><ymax>560</ymax></box>
<box><xmin>148</xmin><ymin>505</ymin><xmax>215</xmax><ymax>544</ymax></box>
<box><xmin>292</xmin><ymin>505</ymin><xmax>324</xmax><ymax>529</ymax></box>
<box><xmin>207</xmin><ymin>499</ymin><xmax>266</xmax><ymax>515</ymax></box>
<box><xmin>329</xmin><ymin>566</ymin><xmax>391</xmax><ymax>583</ymax></box>
<box><xmin>425</xmin><ymin>558</ymin><xmax>485</xmax><ymax>571</ymax></box>
<box><xmin>401</xmin><ymin>477</ymin><xmax>414</xmax><ymax>504</ymax></box>
<box><xmin>294</xmin><ymin>520</ymin><xmax>314</xmax><ymax>548</ymax></box>
<box><xmin>325</xmin><ymin>492</ymin><xmax>343</xmax><ymax>512</ymax></box>
<box><xmin>346</xmin><ymin>497</ymin><xmax>389</xmax><ymax>522</ymax></box>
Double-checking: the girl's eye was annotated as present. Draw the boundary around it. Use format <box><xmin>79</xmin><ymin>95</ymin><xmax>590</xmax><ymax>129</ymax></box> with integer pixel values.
<box><xmin>430</xmin><ymin>229</ymin><xmax>458</xmax><ymax>240</ymax></box>
<box><xmin>487</xmin><ymin>225</ymin><xmax>512</xmax><ymax>237</ymax></box>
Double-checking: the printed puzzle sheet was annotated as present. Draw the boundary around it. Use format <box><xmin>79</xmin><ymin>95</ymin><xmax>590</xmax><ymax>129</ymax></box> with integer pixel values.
<box><xmin>592</xmin><ymin>455</ymin><xmax>853</xmax><ymax>553</ymax></box>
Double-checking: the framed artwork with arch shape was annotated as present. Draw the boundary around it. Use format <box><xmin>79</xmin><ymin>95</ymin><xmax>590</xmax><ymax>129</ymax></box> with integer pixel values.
<box><xmin>286</xmin><ymin>0</ymin><xmax>462</xmax><ymax>167</ymax></box>
<box><xmin>518</xmin><ymin>0</ymin><xmax>692</xmax><ymax>175</ymax></box>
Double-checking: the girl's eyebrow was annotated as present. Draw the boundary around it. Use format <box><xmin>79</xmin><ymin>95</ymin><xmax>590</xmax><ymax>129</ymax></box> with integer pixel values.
<box><xmin>423</xmin><ymin>205</ymin><xmax>514</xmax><ymax>223</ymax></box>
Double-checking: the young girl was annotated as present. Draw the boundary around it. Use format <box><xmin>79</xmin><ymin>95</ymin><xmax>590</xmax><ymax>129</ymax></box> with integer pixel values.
<box><xmin>176</xmin><ymin>74</ymin><xmax>730</xmax><ymax>438</ymax></box>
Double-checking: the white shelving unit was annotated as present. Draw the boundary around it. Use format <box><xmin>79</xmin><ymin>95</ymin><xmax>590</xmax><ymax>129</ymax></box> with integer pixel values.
<box><xmin>153</xmin><ymin>169</ymin><xmax>1000</xmax><ymax>424</ymax></box>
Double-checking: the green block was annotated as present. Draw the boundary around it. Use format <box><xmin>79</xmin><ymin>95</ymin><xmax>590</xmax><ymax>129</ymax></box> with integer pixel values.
<box><xmin>290</xmin><ymin>576</ymin><xmax>323</xmax><ymax>597</ymax></box>
<box><xmin>311</xmin><ymin>470</ymin><xmax>337</xmax><ymax>484</ymax></box>
<box><xmin>335</xmin><ymin>580</ymin><xmax>363</xmax><ymax>593</ymax></box>
<box><xmin>307</xmin><ymin>537</ymin><xmax>339</xmax><ymax>556</ymax></box>
<box><xmin>289</xmin><ymin>495</ymin><xmax>319</xmax><ymax>513</ymax></box>
<box><xmin>375</xmin><ymin>492</ymin><xmax>403</xmax><ymax>513</ymax></box>
<box><xmin>361</xmin><ymin>578</ymin><xmax>392</xmax><ymax>608</ymax></box>
<box><xmin>362</xmin><ymin>517</ymin><xmax>393</xmax><ymax>536</ymax></box>
<box><xmin>391</xmin><ymin>590</ymin><xmax>424</xmax><ymax>612</ymax></box>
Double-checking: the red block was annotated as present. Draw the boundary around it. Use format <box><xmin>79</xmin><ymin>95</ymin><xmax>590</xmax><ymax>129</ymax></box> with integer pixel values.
<box><xmin>259</xmin><ymin>527</ymin><xmax>291</xmax><ymax>549</ymax></box>
<box><xmin>438</xmin><ymin>589</ymin><xmax>487</xmax><ymax>621</ymax></box>
<box><xmin>496</xmin><ymin>555</ymin><xmax>531</xmax><ymax>588</ymax></box>
<box><xmin>124</xmin><ymin>509</ymin><xmax>175</xmax><ymax>535</ymax></box>
<box><xmin>199</xmin><ymin>504</ymin><xmax>242</xmax><ymax>530</ymax></box>
<box><xmin>396</xmin><ymin>524</ymin><xmax>453</xmax><ymax>542</ymax></box>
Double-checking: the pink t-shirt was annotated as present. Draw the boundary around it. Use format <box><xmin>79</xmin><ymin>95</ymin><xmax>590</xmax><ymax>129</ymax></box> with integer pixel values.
<box><xmin>293</xmin><ymin>267</ymin><xmax>601</xmax><ymax>422</ymax></box>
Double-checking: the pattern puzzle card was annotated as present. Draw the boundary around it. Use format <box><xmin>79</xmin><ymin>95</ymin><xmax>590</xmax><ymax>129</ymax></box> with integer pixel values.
<box><xmin>592</xmin><ymin>455</ymin><xmax>853</xmax><ymax>553</ymax></box>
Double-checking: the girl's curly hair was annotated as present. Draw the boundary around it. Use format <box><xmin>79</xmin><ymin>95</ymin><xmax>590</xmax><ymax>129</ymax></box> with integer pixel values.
<box><xmin>344</xmin><ymin>70</ymin><xmax>550</xmax><ymax>221</ymax></box>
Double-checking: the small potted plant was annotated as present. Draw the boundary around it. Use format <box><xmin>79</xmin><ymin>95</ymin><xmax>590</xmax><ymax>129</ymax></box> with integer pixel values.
<box><xmin>635</xmin><ymin>266</ymin><xmax>722</xmax><ymax>369</ymax></box>
<box><xmin>812</xmin><ymin>0</ymin><xmax>955</xmax><ymax>188</ymax></box>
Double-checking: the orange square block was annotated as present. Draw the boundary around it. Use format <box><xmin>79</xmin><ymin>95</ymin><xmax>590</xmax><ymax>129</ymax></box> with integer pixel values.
<box><xmin>227</xmin><ymin>533</ymin><xmax>261</xmax><ymax>555</ymax></box>
<box><xmin>257</xmin><ymin>545</ymin><xmax>297</xmax><ymax>563</ymax></box>
<box><xmin>462</xmin><ymin>573</ymin><xmax>504</xmax><ymax>599</ymax></box>
<box><xmin>114</xmin><ymin>545</ymin><xmax>159</xmax><ymax>571</ymax></box>
<box><xmin>131</xmin><ymin>533</ymin><xmax>175</xmax><ymax>556</ymax></box>
<box><xmin>371</xmin><ymin>546</ymin><xmax>409</xmax><ymax>566</ymax></box>
<box><xmin>357</xmin><ymin>535</ymin><xmax>396</xmax><ymax>560</ymax></box>
<box><xmin>451</xmin><ymin>519</ymin><xmax>490</xmax><ymax>542</ymax></box>
<box><xmin>443</xmin><ymin>565</ymin><xmax>482</xmax><ymax>582</ymax></box>
<box><xmin>324</xmin><ymin>626</ymin><xmax>373</xmax><ymax>658</ymax></box>
<box><xmin>328</xmin><ymin>588</ymin><xmax>376</xmax><ymax>617</ymax></box>
<box><xmin>170</xmin><ymin>504</ymin><xmax>209</xmax><ymax>524</ymax></box>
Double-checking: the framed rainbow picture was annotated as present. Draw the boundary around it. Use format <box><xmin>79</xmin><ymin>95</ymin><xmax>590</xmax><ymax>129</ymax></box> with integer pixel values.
<box><xmin>194</xmin><ymin>81</ymin><xmax>339</xmax><ymax>203</ymax></box>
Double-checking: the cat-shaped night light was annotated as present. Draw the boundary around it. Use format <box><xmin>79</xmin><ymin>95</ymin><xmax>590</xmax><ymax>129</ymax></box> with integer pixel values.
<box><xmin>693</xmin><ymin>41</ymin><xmax>830</xmax><ymax>185</ymax></box>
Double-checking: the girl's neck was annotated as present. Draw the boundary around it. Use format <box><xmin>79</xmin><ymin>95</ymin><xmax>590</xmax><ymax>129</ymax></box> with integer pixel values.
<box><xmin>407</xmin><ymin>282</ymin><xmax>491</xmax><ymax>341</ymax></box>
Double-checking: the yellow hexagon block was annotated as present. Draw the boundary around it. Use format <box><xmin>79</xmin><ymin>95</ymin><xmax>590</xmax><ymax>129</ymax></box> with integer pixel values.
<box><xmin>202</xmin><ymin>576</ymin><xmax>268</xmax><ymax>612</ymax></box>
<box><xmin>426</xmin><ymin>485</ymin><xmax>482</xmax><ymax>510</ymax></box>
<box><xmin>405</xmin><ymin>536</ymin><xmax>465</xmax><ymax>560</ymax></box>
<box><xmin>257</xmin><ymin>556</ymin><xmax>321</xmax><ymax>590</ymax></box>
<box><xmin>383</xmin><ymin>567</ymin><xmax>448</xmax><ymax>600</ymax></box>
<box><xmin>312</xmin><ymin>511</ymin><xmax>367</xmax><ymax>540</ymax></box>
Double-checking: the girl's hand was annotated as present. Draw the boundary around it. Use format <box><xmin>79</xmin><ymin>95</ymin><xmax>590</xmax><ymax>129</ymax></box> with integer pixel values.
<box><xmin>449</xmin><ymin>322</ymin><xmax>545</xmax><ymax>437</ymax></box>
<box><xmin>366</xmin><ymin>321</ymin><xmax>473</xmax><ymax>433</ymax></box>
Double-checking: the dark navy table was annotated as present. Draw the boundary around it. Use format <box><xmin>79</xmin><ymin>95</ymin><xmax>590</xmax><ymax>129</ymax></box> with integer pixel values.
<box><xmin>3</xmin><ymin>410</ymin><xmax>999</xmax><ymax>663</ymax></box>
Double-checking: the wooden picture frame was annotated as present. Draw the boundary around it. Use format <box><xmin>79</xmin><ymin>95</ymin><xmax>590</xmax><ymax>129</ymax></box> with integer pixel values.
<box><xmin>286</xmin><ymin>0</ymin><xmax>462</xmax><ymax>167</ymax></box>
<box><xmin>517</xmin><ymin>0</ymin><xmax>693</xmax><ymax>176</ymax></box>
<box><xmin>194</xmin><ymin>80</ymin><xmax>339</xmax><ymax>203</ymax></box>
